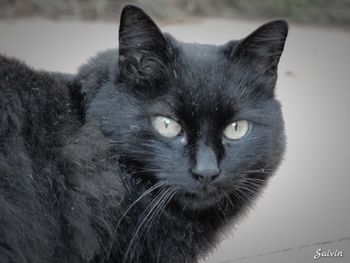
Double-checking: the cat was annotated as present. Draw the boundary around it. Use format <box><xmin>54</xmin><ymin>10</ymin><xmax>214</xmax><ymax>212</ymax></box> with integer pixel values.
<box><xmin>0</xmin><ymin>5</ymin><xmax>288</xmax><ymax>263</ymax></box>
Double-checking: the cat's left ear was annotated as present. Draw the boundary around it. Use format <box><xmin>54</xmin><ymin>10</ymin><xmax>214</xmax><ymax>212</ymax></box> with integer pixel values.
<box><xmin>227</xmin><ymin>20</ymin><xmax>288</xmax><ymax>74</ymax></box>
<box><xmin>118</xmin><ymin>5</ymin><xmax>171</xmax><ymax>83</ymax></box>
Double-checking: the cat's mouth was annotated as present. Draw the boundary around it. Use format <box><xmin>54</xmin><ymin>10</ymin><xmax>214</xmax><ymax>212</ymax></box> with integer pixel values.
<box><xmin>175</xmin><ymin>189</ymin><xmax>223</xmax><ymax>210</ymax></box>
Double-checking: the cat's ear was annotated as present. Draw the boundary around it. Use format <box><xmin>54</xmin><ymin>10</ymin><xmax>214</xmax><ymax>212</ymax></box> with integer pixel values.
<box><xmin>227</xmin><ymin>20</ymin><xmax>288</xmax><ymax>74</ymax></box>
<box><xmin>118</xmin><ymin>5</ymin><xmax>170</xmax><ymax>83</ymax></box>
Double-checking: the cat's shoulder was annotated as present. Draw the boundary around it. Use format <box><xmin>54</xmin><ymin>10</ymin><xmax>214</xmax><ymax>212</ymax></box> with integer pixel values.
<box><xmin>0</xmin><ymin>54</ymin><xmax>74</xmax><ymax>97</ymax></box>
<box><xmin>0</xmin><ymin>54</ymin><xmax>43</xmax><ymax>91</ymax></box>
<box><xmin>0</xmin><ymin>53</ymin><xmax>27</xmax><ymax>71</ymax></box>
<box><xmin>0</xmin><ymin>54</ymin><xmax>81</xmax><ymax>146</ymax></box>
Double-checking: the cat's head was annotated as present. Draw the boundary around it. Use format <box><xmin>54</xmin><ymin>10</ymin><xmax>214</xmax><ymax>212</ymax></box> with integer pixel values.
<box><xmin>89</xmin><ymin>5</ymin><xmax>288</xmax><ymax>211</ymax></box>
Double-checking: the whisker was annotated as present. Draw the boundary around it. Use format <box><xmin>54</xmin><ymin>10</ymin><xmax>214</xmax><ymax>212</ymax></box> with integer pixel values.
<box><xmin>147</xmin><ymin>188</ymin><xmax>177</xmax><ymax>233</ymax></box>
<box><xmin>107</xmin><ymin>181</ymin><xmax>165</xmax><ymax>261</ymax></box>
<box><xmin>234</xmin><ymin>187</ymin><xmax>252</xmax><ymax>202</ymax></box>
<box><xmin>221</xmin><ymin>189</ymin><xmax>235</xmax><ymax>211</ymax></box>
<box><xmin>237</xmin><ymin>168</ymin><xmax>272</xmax><ymax>174</ymax></box>
<box><xmin>217</xmin><ymin>202</ymin><xmax>228</xmax><ymax>224</ymax></box>
<box><xmin>116</xmin><ymin>182</ymin><xmax>164</xmax><ymax>229</ymax></box>
<box><xmin>123</xmin><ymin>188</ymin><xmax>169</xmax><ymax>262</ymax></box>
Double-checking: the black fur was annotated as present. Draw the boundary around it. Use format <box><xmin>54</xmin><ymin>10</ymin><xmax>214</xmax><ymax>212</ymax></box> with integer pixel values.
<box><xmin>0</xmin><ymin>5</ymin><xmax>288</xmax><ymax>263</ymax></box>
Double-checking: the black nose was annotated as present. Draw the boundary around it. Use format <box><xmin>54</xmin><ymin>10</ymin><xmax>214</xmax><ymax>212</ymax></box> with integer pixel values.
<box><xmin>191</xmin><ymin>166</ymin><xmax>220</xmax><ymax>186</ymax></box>
<box><xmin>191</xmin><ymin>143</ymin><xmax>220</xmax><ymax>187</ymax></box>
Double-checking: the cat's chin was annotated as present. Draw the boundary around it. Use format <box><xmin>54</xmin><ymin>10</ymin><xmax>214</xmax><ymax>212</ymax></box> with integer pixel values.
<box><xmin>175</xmin><ymin>190</ymin><xmax>223</xmax><ymax>210</ymax></box>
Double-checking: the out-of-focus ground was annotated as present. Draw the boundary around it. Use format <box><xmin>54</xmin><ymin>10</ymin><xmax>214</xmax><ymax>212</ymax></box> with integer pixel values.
<box><xmin>1</xmin><ymin>11</ymin><xmax>350</xmax><ymax>263</ymax></box>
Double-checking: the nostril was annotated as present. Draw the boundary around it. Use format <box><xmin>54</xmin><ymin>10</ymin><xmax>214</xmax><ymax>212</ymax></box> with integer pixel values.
<box><xmin>191</xmin><ymin>167</ymin><xmax>220</xmax><ymax>185</ymax></box>
<box><xmin>192</xmin><ymin>167</ymin><xmax>220</xmax><ymax>178</ymax></box>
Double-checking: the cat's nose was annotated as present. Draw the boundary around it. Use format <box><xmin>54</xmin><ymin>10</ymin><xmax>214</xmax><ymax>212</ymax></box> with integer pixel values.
<box><xmin>191</xmin><ymin>143</ymin><xmax>220</xmax><ymax>186</ymax></box>
<box><xmin>191</xmin><ymin>166</ymin><xmax>220</xmax><ymax>187</ymax></box>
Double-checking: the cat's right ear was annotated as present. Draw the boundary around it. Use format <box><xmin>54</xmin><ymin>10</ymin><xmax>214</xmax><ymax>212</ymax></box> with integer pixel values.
<box><xmin>225</xmin><ymin>20</ymin><xmax>288</xmax><ymax>75</ymax></box>
<box><xmin>118</xmin><ymin>5</ymin><xmax>171</xmax><ymax>84</ymax></box>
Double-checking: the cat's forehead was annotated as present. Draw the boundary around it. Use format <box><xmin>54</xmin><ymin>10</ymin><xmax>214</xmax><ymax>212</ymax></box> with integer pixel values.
<box><xmin>180</xmin><ymin>42</ymin><xmax>219</xmax><ymax>60</ymax></box>
<box><xmin>176</xmin><ymin>42</ymin><xmax>224</xmax><ymax>71</ymax></box>
<box><xmin>164</xmin><ymin>46</ymin><xmax>236</xmax><ymax>122</ymax></box>
<box><xmin>170</xmin><ymin>42</ymin><xmax>233</xmax><ymax>101</ymax></box>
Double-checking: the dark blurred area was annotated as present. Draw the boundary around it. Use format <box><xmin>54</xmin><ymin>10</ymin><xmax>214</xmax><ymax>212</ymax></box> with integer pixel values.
<box><xmin>0</xmin><ymin>0</ymin><xmax>350</xmax><ymax>26</ymax></box>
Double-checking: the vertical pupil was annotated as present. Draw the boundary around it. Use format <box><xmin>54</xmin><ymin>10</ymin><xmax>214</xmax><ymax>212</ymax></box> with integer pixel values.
<box><xmin>164</xmin><ymin>119</ymin><xmax>170</xmax><ymax>129</ymax></box>
<box><xmin>234</xmin><ymin>122</ymin><xmax>238</xmax><ymax>132</ymax></box>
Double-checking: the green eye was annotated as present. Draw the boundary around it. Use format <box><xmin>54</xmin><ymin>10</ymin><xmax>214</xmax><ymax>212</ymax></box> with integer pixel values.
<box><xmin>152</xmin><ymin>116</ymin><xmax>182</xmax><ymax>138</ymax></box>
<box><xmin>223</xmin><ymin>120</ymin><xmax>250</xmax><ymax>140</ymax></box>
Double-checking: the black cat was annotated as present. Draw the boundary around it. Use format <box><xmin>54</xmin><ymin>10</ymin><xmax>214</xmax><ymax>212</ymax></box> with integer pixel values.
<box><xmin>0</xmin><ymin>5</ymin><xmax>288</xmax><ymax>263</ymax></box>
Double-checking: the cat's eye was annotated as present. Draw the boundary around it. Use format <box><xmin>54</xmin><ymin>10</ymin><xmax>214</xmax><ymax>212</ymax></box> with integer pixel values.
<box><xmin>152</xmin><ymin>116</ymin><xmax>182</xmax><ymax>138</ymax></box>
<box><xmin>223</xmin><ymin>120</ymin><xmax>250</xmax><ymax>140</ymax></box>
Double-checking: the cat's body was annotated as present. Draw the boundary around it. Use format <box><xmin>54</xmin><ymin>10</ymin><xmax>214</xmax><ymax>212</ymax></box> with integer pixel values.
<box><xmin>0</xmin><ymin>5</ymin><xmax>288</xmax><ymax>263</ymax></box>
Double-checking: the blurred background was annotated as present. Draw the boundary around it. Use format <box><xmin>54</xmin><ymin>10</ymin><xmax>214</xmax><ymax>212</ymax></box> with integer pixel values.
<box><xmin>1</xmin><ymin>1</ymin><xmax>350</xmax><ymax>263</ymax></box>
<box><xmin>0</xmin><ymin>0</ymin><xmax>350</xmax><ymax>26</ymax></box>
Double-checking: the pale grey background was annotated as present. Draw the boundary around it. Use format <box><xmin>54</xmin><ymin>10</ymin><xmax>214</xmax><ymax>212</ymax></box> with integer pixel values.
<box><xmin>0</xmin><ymin>17</ymin><xmax>349</xmax><ymax>263</ymax></box>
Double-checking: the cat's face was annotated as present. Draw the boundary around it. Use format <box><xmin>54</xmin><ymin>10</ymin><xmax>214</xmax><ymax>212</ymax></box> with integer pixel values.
<box><xmin>89</xmin><ymin>6</ymin><xmax>287</xmax><ymax>210</ymax></box>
